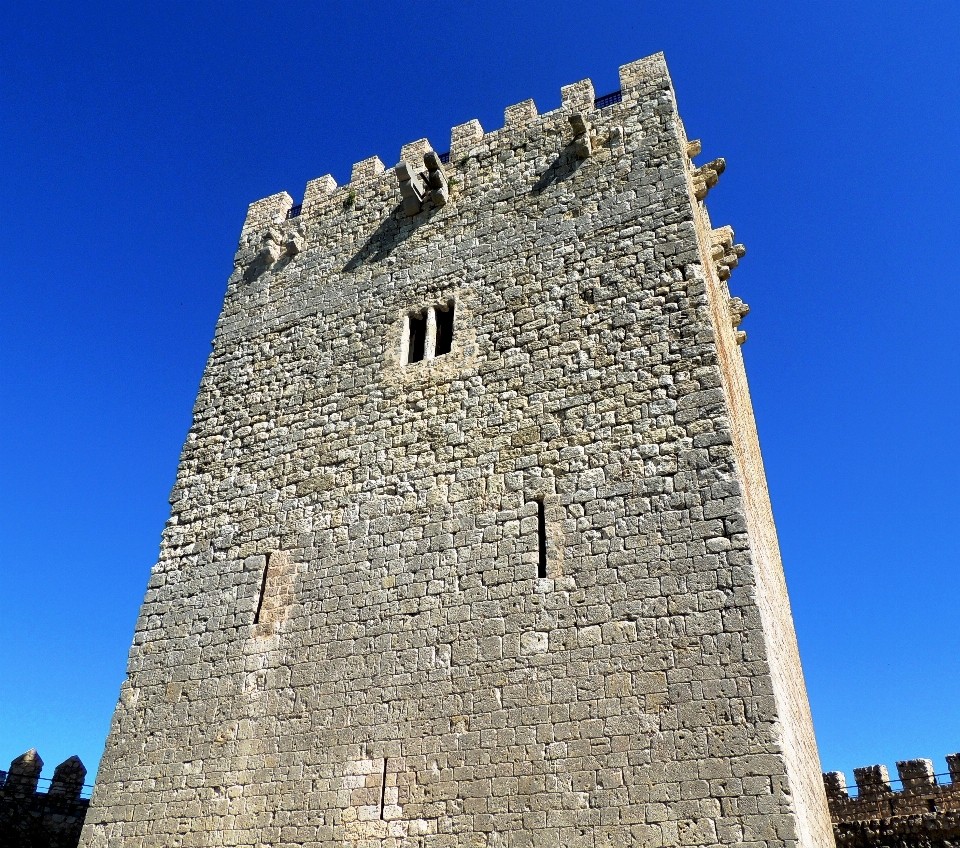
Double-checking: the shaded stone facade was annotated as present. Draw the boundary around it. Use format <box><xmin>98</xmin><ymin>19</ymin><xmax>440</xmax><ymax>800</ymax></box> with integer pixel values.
<box><xmin>81</xmin><ymin>53</ymin><xmax>834</xmax><ymax>848</ymax></box>
<box><xmin>0</xmin><ymin>750</ymin><xmax>89</xmax><ymax>848</ymax></box>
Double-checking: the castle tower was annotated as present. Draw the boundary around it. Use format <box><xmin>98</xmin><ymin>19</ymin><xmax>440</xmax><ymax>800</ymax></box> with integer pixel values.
<box><xmin>81</xmin><ymin>53</ymin><xmax>834</xmax><ymax>848</ymax></box>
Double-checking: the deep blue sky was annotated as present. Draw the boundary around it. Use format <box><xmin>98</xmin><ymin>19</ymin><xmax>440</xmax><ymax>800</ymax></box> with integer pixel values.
<box><xmin>1</xmin><ymin>2</ymin><xmax>958</xmax><ymax>789</ymax></box>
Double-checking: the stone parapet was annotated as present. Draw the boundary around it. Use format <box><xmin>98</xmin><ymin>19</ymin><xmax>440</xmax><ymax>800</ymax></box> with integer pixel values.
<box><xmin>834</xmin><ymin>811</ymin><xmax>960</xmax><ymax>848</ymax></box>
<box><xmin>825</xmin><ymin>752</ymin><xmax>960</xmax><ymax>825</ymax></box>
<box><xmin>0</xmin><ymin>750</ymin><xmax>89</xmax><ymax>848</ymax></box>
<box><xmin>237</xmin><ymin>55</ymin><xmax>673</xmax><ymax>243</ymax></box>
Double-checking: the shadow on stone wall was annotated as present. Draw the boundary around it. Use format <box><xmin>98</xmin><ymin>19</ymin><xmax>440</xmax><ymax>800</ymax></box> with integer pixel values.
<box><xmin>343</xmin><ymin>202</ymin><xmax>440</xmax><ymax>272</ymax></box>
<box><xmin>0</xmin><ymin>750</ymin><xmax>89</xmax><ymax>848</ymax></box>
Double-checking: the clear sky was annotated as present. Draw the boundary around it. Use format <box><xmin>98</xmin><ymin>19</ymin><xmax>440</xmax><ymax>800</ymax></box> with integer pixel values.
<box><xmin>1</xmin><ymin>1</ymin><xmax>958</xmax><ymax>790</ymax></box>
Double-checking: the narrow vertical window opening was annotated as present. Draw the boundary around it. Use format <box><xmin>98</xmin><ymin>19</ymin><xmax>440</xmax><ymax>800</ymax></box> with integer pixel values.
<box><xmin>408</xmin><ymin>313</ymin><xmax>426</xmax><ymax>363</ymax></box>
<box><xmin>435</xmin><ymin>302</ymin><xmax>455</xmax><ymax>356</ymax></box>
<box><xmin>251</xmin><ymin>551</ymin><xmax>294</xmax><ymax>635</ymax></box>
<box><xmin>253</xmin><ymin>558</ymin><xmax>271</xmax><ymax>624</ymax></box>
<box><xmin>402</xmin><ymin>301</ymin><xmax>454</xmax><ymax>365</ymax></box>
<box><xmin>379</xmin><ymin>757</ymin><xmax>388</xmax><ymax>819</ymax></box>
<box><xmin>536</xmin><ymin>500</ymin><xmax>548</xmax><ymax>579</ymax></box>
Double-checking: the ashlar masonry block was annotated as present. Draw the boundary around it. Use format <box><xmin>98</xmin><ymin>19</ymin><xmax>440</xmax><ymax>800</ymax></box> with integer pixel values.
<box><xmin>81</xmin><ymin>52</ymin><xmax>834</xmax><ymax>848</ymax></box>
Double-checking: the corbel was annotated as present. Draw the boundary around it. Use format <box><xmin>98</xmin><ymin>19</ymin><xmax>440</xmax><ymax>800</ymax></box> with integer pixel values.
<box><xmin>424</xmin><ymin>151</ymin><xmax>449</xmax><ymax>207</ymax></box>
<box><xmin>691</xmin><ymin>157</ymin><xmax>726</xmax><ymax>201</ymax></box>
<box><xmin>710</xmin><ymin>226</ymin><xmax>746</xmax><ymax>281</ymax></box>
<box><xmin>257</xmin><ymin>228</ymin><xmax>283</xmax><ymax>265</ymax></box>
<box><xmin>395</xmin><ymin>160</ymin><xmax>427</xmax><ymax>217</ymax></box>
<box><xmin>568</xmin><ymin>113</ymin><xmax>596</xmax><ymax>158</ymax></box>
<box><xmin>283</xmin><ymin>229</ymin><xmax>305</xmax><ymax>257</ymax></box>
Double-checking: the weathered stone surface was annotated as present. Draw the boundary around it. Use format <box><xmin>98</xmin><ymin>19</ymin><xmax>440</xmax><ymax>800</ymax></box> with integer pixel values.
<box><xmin>5</xmin><ymin>749</ymin><xmax>42</xmax><ymax>795</ymax></box>
<box><xmin>49</xmin><ymin>756</ymin><xmax>87</xmax><ymax>800</ymax></box>
<box><xmin>80</xmin><ymin>52</ymin><xmax>833</xmax><ymax>848</ymax></box>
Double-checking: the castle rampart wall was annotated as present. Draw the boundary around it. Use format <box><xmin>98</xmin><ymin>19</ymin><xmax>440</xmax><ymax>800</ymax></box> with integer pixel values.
<box><xmin>0</xmin><ymin>750</ymin><xmax>90</xmax><ymax>848</ymax></box>
<box><xmin>823</xmin><ymin>753</ymin><xmax>960</xmax><ymax>847</ymax></box>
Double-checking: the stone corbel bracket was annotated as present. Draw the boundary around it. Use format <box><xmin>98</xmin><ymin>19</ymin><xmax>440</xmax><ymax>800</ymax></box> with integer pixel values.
<box><xmin>395</xmin><ymin>160</ymin><xmax>426</xmax><ymax>217</ymax></box>
<box><xmin>710</xmin><ymin>225</ymin><xmax>749</xmax><ymax>345</ymax></box>
<box><xmin>254</xmin><ymin>226</ymin><xmax>303</xmax><ymax>265</ymax></box>
<box><xmin>605</xmin><ymin>125</ymin><xmax>625</xmax><ymax>149</ymax></box>
<box><xmin>729</xmin><ymin>296</ymin><xmax>750</xmax><ymax>345</ymax></box>
<box><xmin>568</xmin><ymin>113</ymin><xmax>596</xmax><ymax>159</ymax></box>
<box><xmin>686</xmin><ymin>139</ymin><xmax>726</xmax><ymax>201</ymax></box>
<box><xmin>282</xmin><ymin>229</ymin><xmax>304</xmax><ymax>257</ymax></box>
<box><xmin>710</xmin><ymin>225</ymin><xmax>746</xmax><ymax>281</ymax></box>
<box><xmin>258</xmin><ymin>227</ymin><xmax>283</xmax><ymax>265</ymax></box>
<box><xmin>235</xmin><ymin>222</ymin><xmax>304</xmax><ymax>275</ymax></box>
<box><xmin>395</xmin><ymin>151</ymin><xmax>450</xmax><ymax>217</ymax></box>
<box><xmin>424</xmin><ymin>151</ymin><xmax>449</xmax><ymax>207</ymax></box>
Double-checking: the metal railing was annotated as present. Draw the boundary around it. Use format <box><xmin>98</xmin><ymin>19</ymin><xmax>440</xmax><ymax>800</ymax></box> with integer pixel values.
<box><xmin>0</xmin><ymin>773</ymin><xmax>95</xmax><ymax>800</ymax></box>
<box><xmin>438</xmin><ymin>151</ymin><xmax>450</xmax><ymax>164</ymax></box>
<box><xmin>594</xmin><ymin>90</ymin><xmax>623</xmax><ymax>109</ymax></box>
<box><xmin>286</xmin><ymin>203</ymin><xmax>302</xmax><ymax>219</ymax></box>
<box><xmin>840</xmin><ymin>771</ymin><xmax>956</xmax><ymax>799</ymax></box>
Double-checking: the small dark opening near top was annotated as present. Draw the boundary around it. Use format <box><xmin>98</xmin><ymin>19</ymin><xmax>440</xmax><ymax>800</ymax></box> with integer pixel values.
<box><xmin>408</xmin><ymin>314</ymin><xmax>426</xmax><ymax>363</ymax></box>
<box><xmin>536</xmin><ymin>500</ymin><xmax>547</xmax><ymax>579</ymax></box>
<box><xmin>435</xmin><ymin>303</ymin><xmax>455</xmax><ymax>356</ymax></box>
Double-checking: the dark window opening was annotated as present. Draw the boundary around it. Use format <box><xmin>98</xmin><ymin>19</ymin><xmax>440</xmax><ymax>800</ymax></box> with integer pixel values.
<box><xmin>408</xmin><ymin>313</ymin><xmax>426</xmax><ymax>363</ymax></box>
<box><xmin>536</xmin><ymin>500</ymin><xmax>548</xmax><ymax>579</ymax></box>
<box><xmin>253</xmin><ymin>559</ymin><xmax>271</xmax><ymax>625</ymax></box>
<box><xmin>435</xmin><ymin>303</ymin><xmax>455</xmax><ymax>356</ymax></box>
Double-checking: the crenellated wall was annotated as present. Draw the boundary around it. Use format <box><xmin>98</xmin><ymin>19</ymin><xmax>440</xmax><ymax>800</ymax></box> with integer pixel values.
<box><xmin>0</xmin><ymin>749</ymin><xmax>90</xmax><ymax>848</ymax></box>
<box><xmin>236</xmin><ymin>73</ymin><xmax>614</xmax><ymax>241</ymax></box>
<box><xmin>824</xmin><ymin>752</ymin><xmax>960</xmax><ymax>847</ymax></box>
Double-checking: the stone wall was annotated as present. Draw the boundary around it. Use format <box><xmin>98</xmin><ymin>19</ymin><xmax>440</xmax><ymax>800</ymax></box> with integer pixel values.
<box><xmin>81</xmin><ymin>52</ymin><xmax>833</xmax><ymax>848</ymax></box>
<box><xmin>824</xmin><ymin>753</ymin><xmax>960</xmax><ymax>847</ymax></box>
<box><xmin>0</xmin><ymin>749</ymin><xmax>89</xmax><ymax>848</ymax></box>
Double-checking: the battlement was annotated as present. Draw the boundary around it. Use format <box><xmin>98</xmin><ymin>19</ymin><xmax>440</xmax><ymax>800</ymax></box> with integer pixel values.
<box><xmin>0</xmin><ymin>749</ymin><xmax>91</xmax><ymax>847</ymax></box>
<box><xmin>239</xmin><ymin>53</ymin><xmax>668</xmax><ymax>236</ymax></box>
<box><xmin>824</xmin><ymin>752</ymin><xmax>960</xmax><ymax>823</ymax></box>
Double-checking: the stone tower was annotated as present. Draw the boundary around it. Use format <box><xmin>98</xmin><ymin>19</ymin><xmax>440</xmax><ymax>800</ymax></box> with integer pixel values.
<box><xmin>81</xmin><ymin>53</ymin><xmax>834</xmax><ymax>848</ymax></box>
